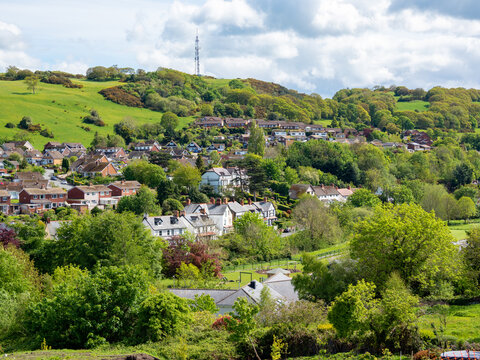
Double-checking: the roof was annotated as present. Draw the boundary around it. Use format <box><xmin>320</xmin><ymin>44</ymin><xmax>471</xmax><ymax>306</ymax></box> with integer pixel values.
<box><xmin>313</xmin><ymin>185</ymin><xmax>340</xmax><ymax>197</ymax></box>
<box><xmin>0</xmin><ymin>190</ymin><xmax>10</xmax><ymax>197</ymax></box>
<box><xmin>170</xmin><ymin>289</ymin><xmax>236</xmax><ymax>303</ymax></box>
<box><xmin>81</xmin><ymin>161</ymin><xmax>113</xmax><ymax>173</ymax></box>
<box><xmin>265</xmin><ymin>268</ymin><xmax>290</xmax><ymax>275</ymax></box>
<box><xmin>44</xmin><ymin>150</ymin><xmax>64</xmax><ymax>159</ymax></box>
<box><xmin>143</xmin><ymin>215</ymin><xmax>189</xmax><ymax>231</ymax></box>
<box><xmin>15</xmin><ymin>172</ymin><xmax>44</xmax><ymax>181</ymax></box>
<box><xmin>109</xmin><ymin>180</ymin><xmax>141</xmax><ymax>189</ymax></box>
<box><xmin>21</xmin><ymin>188</ymin><xmax>66</xmax><ymax>195</ymax></box>
<box><xmin>337</xmin><ymin>188</ymin><xmax>354</xmax><ymax>196</ymax></box>
<box><xmin>263</xmin><ymin>273</ymin><xmax>299</xmax><ymax>302</ymax></box>
<box><xmin>207</xmin><ymin>167</ymin><xmax>231</xmax><ymax>177</ymax></box>
<box><xmin>72</xmin><ymin>185</ymin><xmax>111</xmax><ymax>193</ymax></box>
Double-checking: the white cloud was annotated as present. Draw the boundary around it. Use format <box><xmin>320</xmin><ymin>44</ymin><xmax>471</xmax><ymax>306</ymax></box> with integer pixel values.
<box><xmin>0</xmin><ymin>20</ymin><xmax>38</xmax><ymax>70</ymax></box>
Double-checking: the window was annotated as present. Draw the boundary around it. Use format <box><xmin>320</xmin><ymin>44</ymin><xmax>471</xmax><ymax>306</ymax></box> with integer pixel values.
<box><xmin>52</xmin><ymin>194</ymin><xmax>57</xmax><ymax>199</ymax></box>
<box><xmin>33</xmin><ymin>195</ymin><xmax>38</xmax><ymax>199</ymax></box>
<box><xmin>59</xmin><ymin>194</ymin><xmax>64</xmax><ymax>198</ymax></box>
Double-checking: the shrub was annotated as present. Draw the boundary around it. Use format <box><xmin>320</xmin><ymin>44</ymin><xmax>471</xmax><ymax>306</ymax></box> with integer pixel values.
<box><xmin>40</xmin><ymin>128</ymin><xmax>54</xmax><ymax>138</ymax></box>
<box><xmin>5</xmin><ymin>123</ymin><xmax>15</xmax><ymax>128</ymax></box>
<box><xmin>99</xmin><ymin>86</ymin><xmax>143</xmax><ymax>107</ymax></box>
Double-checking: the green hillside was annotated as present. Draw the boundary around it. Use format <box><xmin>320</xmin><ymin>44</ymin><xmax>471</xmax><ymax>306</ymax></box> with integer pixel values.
<box><xmin>0</xmin><ymin>79</ymin><xmax>194</xmax><ymax>149</ymax></box>
<box><xmin>395</xmin><ymin>99</ymin><xmax>430</xmax><ymax>112</ymax></box>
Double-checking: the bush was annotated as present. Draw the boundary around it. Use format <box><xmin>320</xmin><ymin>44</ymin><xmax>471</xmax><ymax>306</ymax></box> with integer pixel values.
<box><xmin>83</xmin><ymin>109</ymin><xmax>105</xmax><ymax>127</ymax></box>
<box><xmin>99</xmin><ymin>86</ymin><xmax>143</xmax><ymax>107</ymax></box>
<box><xmin>40</xmin><ymin>128</ymin><xmax>54</xmax><ymax>138</ymax></box>
<box><xmin>5</xmin><ymin>122</ymin><xmax>15</xmax><ymax>128</ymax></box>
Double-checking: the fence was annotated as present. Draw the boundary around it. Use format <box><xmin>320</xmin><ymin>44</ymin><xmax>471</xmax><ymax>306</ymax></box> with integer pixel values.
<box><xmin>222</xmin><ymin>248</ymin><xmax>344</xmax><ymax>273</ymax></box>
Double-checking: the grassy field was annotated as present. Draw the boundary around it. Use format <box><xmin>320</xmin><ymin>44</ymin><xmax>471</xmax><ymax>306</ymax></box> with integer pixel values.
<box><xmin>418</xmin><ymin>303</ymin><xmax>480</xmax><ymax>343</ymax></box>
<box><xmin>395</xmin><ymin>100</ymin><xmax>430</xmax><ymax>112</ymax></box>
<box><xmin>0</xmin><ymin>79</ymin><xmax>195</xmax><ymax>149</ymax></box>
<box><xmin>448</xmin><ymin>219</ymin><xmax>480</xmax><ymax>240</ymax></box>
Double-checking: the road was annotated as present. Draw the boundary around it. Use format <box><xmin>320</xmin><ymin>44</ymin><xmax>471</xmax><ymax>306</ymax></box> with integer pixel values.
<box><xmin>43</xmin><ymin>169</ymin><xmax>73</xmax><ymax>191</ymax></box>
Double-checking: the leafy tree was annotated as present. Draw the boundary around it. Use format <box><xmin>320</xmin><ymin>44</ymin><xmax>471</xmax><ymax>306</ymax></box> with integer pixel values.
<box><xmin>18</xmin><ymin>116</ymin><xmax>32</xmax><ymax>130</ymax></box>
<box><xmin>292</xmin><ymin>196</ymin><xmax>342</xmax><ymax>250</ymax></box>
<box><xmin>24</xmin><ymin>75</ymin><xmax>39</xmax><ymax>94</ymax></box>
<box><xmin>248</xmin><ymin>120</ymin><xmax>265</xmax><ymax>157</ymax></box>
<box><xmin>451</xmin><ymin>163</ymin><xmax>474</xmax><ymax>189</ymax></box>
<box><xmin>241</xmin><ymin>154</ymin><xmax>267</xmax><ymax>195</ymax></box>
<box><xmin>421</xmin><ymin>183</ymin><xmax>449</xmax><ymax>219</ymax></box>
<box><xmin>347</xmin><ymin>188</ymin><xmax>380</xmax><ymax>208</ymax></box>
<box><xmin>350</xmin><ymin>203</ymin><xmax>457</xmax><ymax>295</ymax></box>
<box><xmin>173</xmin><ymin>164</ymin><xmax>201</xmax><ymax>188</ymax></box>
<box><xmin>51</xmin><ymin>211</ymin><xmax>164</xmax><ymax>277</ymax></box>
<box><xmin>463</xmin><ymin>227</ymin><xmax>480</xmax><ymax>288</ymax></box>
<box><xmin>135</xmin><ymin>292</ymin><xmax>192</xmax><ymax>343</ymax></box>
<box><xmin>61</xmin><ymin>157</ymin><xmax>70</xmax><ymax>172</ymax></box>
<box><xmin>149</xmin><ymin>152</ymin><xmax>172</xmax><ymax>168</ymax></box>
<box><xmin>292</xmin><ymin>254</ymin><xmax>357</xmax><ymax>303</ymax></box>
<box><xmin>0</xmin><ymin>226</ymin><xmax>20</xmax><ymax>248</ymax></box>
<box><xmin>227</xmin><ymin>297</ymin><xmax>261</xmax><ymax>360</ymax></box>
<box><xmin>454</xmin><ymin>185</ymin><xmax>479</xmax><ymax>201</ymax></box>
<box><xmin>117</xmin><ymin>186</ymin><xmax>159</xmax><ymax>215</ymax></box>
<box><xmin>200</xmin><ymin>103</ymin><xmax>214</xmax><ymax>116</ymax></box>
<box><xmin>162</xmin><ymin>235</ymin><xmax>221</xmax><ymax>278</ymax></box>
<box><xmin>442</xmin><ymin>193</ymin><xmax>458</xmax><ymax>225</ymax></box>
<box><xmin>157</xmin><ymin>179</ymin><xmax>180</xmax><ymax>204</ymax></box>
<box><xmin>24</xmin><ymin>265</ymin><xmax>150</xmax><ymax>348</ymax></box>
<box><xmin>114</xmin><ymin>117</ymin><xmax>137</xmax><ymax>144</ymax></box>
<box><xmin>457</xmin><ymin>196</ymin><xmax>477</xmax><ymax>223</ymax></box>
<box><xmin>189</xmin><ymin>293</ymin><xmax>219</xmax><ymax>313</ymax></box>
<box><xmin>161</xmin><ymin>111</ymin><xmax>179</xmax><ymax>137</ymax></box>
<box><xmin>123</xmin><ymin>160</ymin><xmax>166</xmax><ymax>188</ymax></box>
<box><xmin>162</xmin><ymin>198</ymin><xmax>184</xmax><ymax>214</ymax></box>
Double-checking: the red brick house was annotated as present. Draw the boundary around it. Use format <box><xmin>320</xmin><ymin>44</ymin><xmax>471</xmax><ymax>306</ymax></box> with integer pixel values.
<box><xmin>19</xmin><ymin>188</ymin><xmax>67</xmax><ymax>213</ymax></box>
<box><xmin>108</xmin><ymin>180</ymin><xmax>141</xmax><ymax>197</ymax></box>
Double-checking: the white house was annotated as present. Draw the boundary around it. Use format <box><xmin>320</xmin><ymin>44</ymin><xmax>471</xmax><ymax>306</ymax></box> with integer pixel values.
<box><xmin>200</xmin><ymin>167</ymin><xmax>247</xmax><ymax>194</ymax></box>
<box><xmin>143</xmin><ymin>215</ymin><xmax>189</xmax><ymax>240</ymax></box>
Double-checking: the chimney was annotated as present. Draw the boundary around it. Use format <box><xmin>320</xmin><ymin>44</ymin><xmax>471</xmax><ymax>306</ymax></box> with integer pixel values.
<box><xmin>216</xmin><ymin>198</ymin><xmax>221</xmax><ymax>206</ymax></box>
<box><xmin>249</xmin><ymin>280</ymin><xmax>256</xmax><ymax>289</ymax></box>
<box><xmin>263</xmin><ymin>196</ymin><xmax>267</xmax><ymax>202</ymax></box>
<box><xmin>174</xmin><ymin>210</ymin><xmax>179</xmax><ymax>217</ymax></box>
<box><xmin>240</xmin><ymin>199</ymin><xmax>244</xmax><ymax>205</ymax></box>
<box><xmin>321</xmin><ymin>184</ymin><xmax>325</xmax><ymax>189</ymax></box>
<box><xmin>186</xmin><ymin>198</ymin><xmax>191</xmax><ymax>205</ymax></box>
<box><xmin>210</xmin><ymin>197</ymin><xmax>215</xmax><ymax>204</ymax></box>
<box><xmin>348</xmin><ymin>185</ymin><xmax>351</xmax><ymax>190</ymax></box>
<box><xmin>200</xmin><ymin>208</ymin><xmax>206</xmax><ymax>215</ymax></box>
<box><xmin>248</xmin><ymin>198</ymin><xmax>252</xmax><ymax>205</ymax></box>
<box><xmin>222</xmin><ymin>197</ymin><xmax>227</xmax><ymax>204</ymax></box>
<box><xmin>180</xmin><ymin>210</ymin><xmax>186</xmax><ymax>217</ymax></box>
<box><xmin>46</xmin><ymin>218</ymin><xmax>51</xmax><ymax>224</ymax></box>
<box><xmin>121</xmin><ymin>180</ymin><xmax>125</xmax><ymax>184</ymax></box>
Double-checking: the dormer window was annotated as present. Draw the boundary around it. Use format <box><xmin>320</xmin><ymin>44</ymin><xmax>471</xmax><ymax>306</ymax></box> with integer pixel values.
<box><xmin>154</xmin><ymin>218</ymin><xmax>163</xmax><ymax>226</ymax></box>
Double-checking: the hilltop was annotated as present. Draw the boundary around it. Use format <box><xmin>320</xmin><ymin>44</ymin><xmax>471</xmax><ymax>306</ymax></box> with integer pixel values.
<box><xmin>1</xmin><ymin>66</ymin><xmax>479</xmax><ymax>149</ymax></box>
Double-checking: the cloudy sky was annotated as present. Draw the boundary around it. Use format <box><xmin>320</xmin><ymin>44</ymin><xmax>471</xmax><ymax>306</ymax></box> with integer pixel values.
<box><xmin>1</xmin><ymin>0</ymin><xmax>480</xmax><ymax>96</ymax></box>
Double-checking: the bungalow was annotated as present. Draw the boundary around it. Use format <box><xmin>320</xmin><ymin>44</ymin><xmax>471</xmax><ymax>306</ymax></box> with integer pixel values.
<box><xmin>79</xmin><ymin>161</ymin><xmax>118</xmax><ymax>177</ymax></box>
<box><xmin>19</xmin><ymin>188</ymin><xmax>67</xmax><ymax>213</ymax></box>
<box><xmin>186</xmin><ymin>141</ymin><xmax>202</xmax><ymax>153</ymax></box>
<box><xmin>24</xmin><ymin>150</ymin><xmax>43</xmax><ymax>165</ymax></box>
<box><xmin>67</xmin><ymin>185</ymin><xmax>117</xmax><ymax>210</ymax></box>
<box><xmin>313</xmin><ymin>185</ymin><xmax>343</xmax><ymax>203</ymax></box>
<box><xmin>206</xmin><ymin>143</ymin><xmax>226</xmax><ymax>153</ymax></box>
<box><xmin>225</xmin><ymin>118</ymin><xmax>250</xmax><ymax>128</ymax></box>
<box><xmin>3</xmin><ymin>141</ymin><xmax>34</xmax><ymax>151</ymax></box>
<box><xmin>197</xmin><ymin>117</ymin><xmax>224</xmax><ymax>128</ymax></box>
<box><xmin>94</xmin><ymin>147</ymin><xmax>127</xmax><ymax>159</ymax></box>
<box><xmin>130</xmin><ymin>140</ymin><xmax>161</xmax><ymax>152</ymax></box>
<box><xmin>41</xmin><ymin>150</ymin><xmax>64</xmax><ymax>166</ymax></box>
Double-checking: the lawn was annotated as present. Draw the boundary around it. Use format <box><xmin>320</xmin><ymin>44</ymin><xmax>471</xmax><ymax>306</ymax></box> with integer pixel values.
<box><xmin>418</xmin><ymin>303</ymin><xmax>480</xmax><ymax>343</ymax></box>
<box><xmin>448</xmin><ymin>219</ymin><xmax>480</xmax><ymax>240</ymax></box>
<box><xmin>395</xmin><ymin>100</ymin><xmax>430</xmax><ymax>112</ymax></box>
<box><xmin>0</xmin><ymin>79</ymin><xmax>195</xmax><ymax>149</ymax></box>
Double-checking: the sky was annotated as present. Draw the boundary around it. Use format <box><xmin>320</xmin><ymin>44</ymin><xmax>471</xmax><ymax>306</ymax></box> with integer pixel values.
<box><xmin>1</xmin><ymin>0</ymin><xmax>480</xmax><ymax>97</ymax></box>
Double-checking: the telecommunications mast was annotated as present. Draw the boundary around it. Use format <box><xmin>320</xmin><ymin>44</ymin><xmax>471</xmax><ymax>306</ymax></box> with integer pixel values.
<box><xmin>194</xmin><ymin>29</ymin><xmax>200</xmax><ymax>76</ymax></box>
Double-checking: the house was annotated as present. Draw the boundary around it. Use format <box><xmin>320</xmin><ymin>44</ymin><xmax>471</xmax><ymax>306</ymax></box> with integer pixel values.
<box><xmin>206</xmin><ymin>143</ymin><xmax>226</xmax><ymax>153</ymax></box>
<box><xmin>200</xmin><ymin>167</ymin><xmax>248</xmax><ymax>194</ymax></box>
<box><xmin>94</xmin><ymin>147</ymin><xmax>127</xmax><ymax>159</ymax></box>
<box><xmin>165</xmin><ymin>140</ymin><xmax>179</xmax><ymax>149</ymax></box>
<box><xmin>143</xmin><ymin>214</ymin><xmax>190</xmax><ymax>240</ymax></box>
<box><xmin>225</xmin><ymin>118</ymin><xmax>250</xmax><ymax>128</ymax></box>
<box><xmin>183</xmin><ymin>213</ymin><xmax>218</xmax><ymax>241</ymax></box>
<box><xmin>3</xmin><ymin>141</ymin><xmax>34</xmax><ymax>151</ymax></box>
<box><xmin>67</xmin><ymin>185</ymin><xmax>117</xmax><ymax>210</ymax></box>
<box><xmin>19</xmin><ymin>188</ymin><xmax>67</xmax><ymax>213</ymax></box>
<box><xmin>41</xmin><ymin>150</ymin><xmax>64</xmax><ymax>166</ymax></box>
<box><xmin>130</xmin><ymin>140</ymin><xmax>161</xmax><ymax>152</ymax></box>
<box><xmin>337</xmin><ymin>186</ymin><xmax>355</xmax><ymax>200</ymax></box>
<box><xmin>184</xmin><ymin>198</ymin><xmax>234</xmax><ymax>235</ymax></box>
<box><xmin>71</xmin><ymin>154</ymin><xmax>108</xmax><ymax>172</ymax></box>
<box><xmin>196</xmin><ymin>117</ymin><xmax>224</xmax><ymax>128</ymax></box>
<box><xmin>79</xmin><ymin>161</ymin><xmax>119</xmax><ymax>177</ymax></box>
<box><xmin>257</xmin><ymin>120</ymin><xmax>281</xmax><ymax>129</ymax></box>
<box><xmin>170</xmin><ymin>273</ymin><xmax>298</xmax><ymax>314</ymax></box>
<box><xmin>14</xmin><ymin>172</ymin><xmax>44</xmax><ymax>183</ymax></box>
<box><xmin>108</xmin><ymin>180</ymin><xmax>142</xmax><ymax>197</ymax></box>
<box><xmin>289</xmin><ymin>130</ymin><xmax>306</xmax><ymax>138</ymax></box>
<box><xmin>289</xmin><ymin>184</ymin><xmax>315</xmax><ymax>199</ymax></box>
<box><xmin>253</xmin><ymin>199</ymin><xmax>277</xmax><ymax>226</ymax></box>
<box><xmin>0</xmin><ymin>190</ymin><xmax>11</xmax><ymax>214</ymax></box>
<box><xmin>24</xmin><ymin>150</ymin><xmax>43</xmax><ymax>165</ymax></box>
<box><xmin>313</xmin><ymin>185</ymin><xmax>343</xmax><ymax>203</ymax></box>
<box><xmin>186</xmin><ymin>141</ymin><xmax>202</xmax><ymax>153</ymax></box>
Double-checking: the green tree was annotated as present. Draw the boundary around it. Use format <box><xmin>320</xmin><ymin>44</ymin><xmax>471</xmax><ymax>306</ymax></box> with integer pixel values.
<box><xmin>24</xmin><ymin>75</ymin><xmax>39</xmax><ymax>94</ymax></box>
<box><xmin>292</xmin><ymin>254</ymin><xmax>357</xmax><ymax>303</ymax></box>
<box><xmin>24</xmin><ymin>265</ymin><xmax>150</xmax><ymax>348</ymax></box>
<box><xmin>18</xmin><ymin>116</ymin><xmax>32</xmax><ymax>130</ymax></box>
<box><xmin>200</xmin><ymin>104</ymin><xmax>214</xmax><ymax>116</ymax></box>
<box><xmin>135</xmin><ymin>292</ymin><xmax>192</xmax><ymax>343</ymax></box>
<box><xmin>292</xmin><ymin>196</ymin><xmax>342</xmax><ymax>250</ymax></box>
<box><xmin>117</xmin><ymin>186</ymin><xmax>159</xmax><ymax>215</ymax></box>
<box><xmin>457</xmin><ymin>196</ymin><xmax>476</xmax><ymax>223</ymax></box>
<box><xmin>350</xmin><ymin>203</ymin><xmax>457</xmax><ymax>295</ymax></box>
<box><xmin>463</xmin><ymin>227</ymin><xmax>480</xmax><ymax>288</ymax></box>
<box><xmin>189</xmin><ymin>293</ymin><xmax>218</xmax><ymax>313</ymax></box>
<box><xmin>61</xmin><ymin>157</ymin><xmax>70</xmax><ymax>172</ymax></box>
<box><xmin>161</xmin><ymin>111</ymin><xmax>179</xmax><ymax>137</ymax></box>
<box><xmin>248</xmin><ymin>120</ymin><xmax>265</xmax><ymax>157</ymax></box>
<box><xmin>173</xmin><ymin>164</ymin><xmax>201</xmax><ymax>188</ymax></box>
<box><xmin>123</xmin><ymin>160</ymin><xmax>166</xmax><ymax>188</ymax></box>
<box><xmin>227</xmin><ymin>297</ymin><xmax>261</xmax><ymax>360</ymax></box>
<box><xmin>347</xmin><ymin>188</ymin><xmax>380</xmax><ymax>208</ymax></box>
<box><xmin>52</xmin><ymin>211</ymin><xmax>164</xmax><ymax>276</ymax></box>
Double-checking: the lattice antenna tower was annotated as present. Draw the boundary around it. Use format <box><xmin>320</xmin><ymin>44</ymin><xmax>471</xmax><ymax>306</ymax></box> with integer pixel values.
<box><xmin>194</xmin><ymin>29</ymin><xmax>200</xmax><ymax>76</ymax></box>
